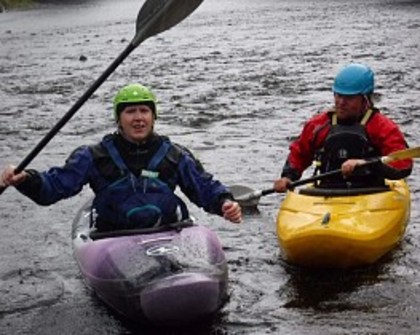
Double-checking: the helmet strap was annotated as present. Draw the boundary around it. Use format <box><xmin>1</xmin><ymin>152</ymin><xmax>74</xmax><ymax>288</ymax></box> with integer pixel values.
<box><xmin>363</xmin><ymin>94</ymin><xmax>373</xmax><ymax>108</ymax></box>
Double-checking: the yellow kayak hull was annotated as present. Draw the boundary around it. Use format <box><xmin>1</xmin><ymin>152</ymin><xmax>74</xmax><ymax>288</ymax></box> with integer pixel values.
<box><xmin>276</xmin><ymin>180</ymin><xmax>410</xmax><ymax>269</ymax></box>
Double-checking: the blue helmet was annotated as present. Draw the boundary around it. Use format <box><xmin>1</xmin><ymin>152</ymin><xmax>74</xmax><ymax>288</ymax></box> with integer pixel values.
<box><xmin>332</xmin><ymin>64</ymin><xmax>374</xmax><ymax>95</ymax></box>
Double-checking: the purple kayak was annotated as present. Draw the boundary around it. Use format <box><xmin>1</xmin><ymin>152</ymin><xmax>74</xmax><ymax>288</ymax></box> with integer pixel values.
<box><xmin>71</xmin><ymin>200</ymin><xmax>228</xmax><ymax>325</ymax></box>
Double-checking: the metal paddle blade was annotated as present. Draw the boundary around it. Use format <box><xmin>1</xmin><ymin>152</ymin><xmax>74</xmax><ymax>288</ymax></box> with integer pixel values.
<box><xmin>230</xmin><ymin>185</ymin><xmax>261</xmax><ymax>207</ymax></box>
<box><xmin>382</xmin><ymin>146</ymin><xmax>420</xmax><ymax>164</ymax></box>
<box><xmin>132</xmin><ymin>0</ymin><xmax>204</xmax><ymax>46</ymax></box>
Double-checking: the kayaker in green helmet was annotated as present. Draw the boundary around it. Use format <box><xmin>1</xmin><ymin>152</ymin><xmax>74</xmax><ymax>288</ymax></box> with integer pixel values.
<box><xmin>1</xmin><ymin>83</ymin><xmax>242</xmax><ymax>230</ymax></box>
<box><xmin>273</xmin><ymin>63</ymin><xmax>413</xmax><ymax>192</ymax></box>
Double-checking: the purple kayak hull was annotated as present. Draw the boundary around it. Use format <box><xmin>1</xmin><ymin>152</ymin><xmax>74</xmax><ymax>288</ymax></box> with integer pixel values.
<box><xmin>71</xmin><ymin>201</ymin><xmax>228</xmax><ymax>325</ymax></box>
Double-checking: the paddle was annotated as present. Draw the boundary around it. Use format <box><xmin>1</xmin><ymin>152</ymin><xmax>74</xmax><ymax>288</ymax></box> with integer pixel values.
<box><xmin>232</xmin><ymin>146</ymin><xmax>420</xmax><ymax>207</ymax></box>
<box><xmin>0</xmin><ymin>0</ymin><xmax>203</xmax><ymax>195</ymax></box>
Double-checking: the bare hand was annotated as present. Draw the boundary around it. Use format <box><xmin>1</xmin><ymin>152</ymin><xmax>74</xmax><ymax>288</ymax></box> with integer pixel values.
<box><xmin>1</xmin><ymin>165</ymin><xmax>28</xmax><ymax>187</ymax></box>
<box><xmin>341</xmin><ymin>159</ymin><xmax>367</xmax><ymax>178</ymax></box>
<box><xmin>222</xmin><ymin>200</ymin><xmax>242</xmax><ymax>224</ymax></box>
<box><xmin>273</xmin><ymin>177</ymin><xmax>292</xmax><ymax>192</ymax></box>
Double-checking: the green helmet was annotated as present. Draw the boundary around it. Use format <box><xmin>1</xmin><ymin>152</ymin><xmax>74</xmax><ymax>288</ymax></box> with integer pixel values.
<box><xmin>113</xmin><ymin>84</ymin><xmax>157</xmax><ymax>121</ymax></box>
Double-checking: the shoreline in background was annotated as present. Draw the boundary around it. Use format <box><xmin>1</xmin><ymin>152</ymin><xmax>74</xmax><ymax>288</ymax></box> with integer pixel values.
<box><xmin>0</xmin><ymin>0</ymin><xmax>34</xmax><ymax>11</ymax></box>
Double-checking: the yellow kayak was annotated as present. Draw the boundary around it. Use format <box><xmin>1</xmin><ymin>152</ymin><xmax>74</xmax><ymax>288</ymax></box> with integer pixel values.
<box><xmin>276</xmin><ymin>180</ymin><xmax>410</xmax><ymax>269</ymax></box>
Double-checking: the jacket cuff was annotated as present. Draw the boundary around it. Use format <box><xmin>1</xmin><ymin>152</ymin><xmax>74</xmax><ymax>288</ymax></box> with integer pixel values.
<box><xmin>15</xmin><ymin>169</ymin><xmax>42</xmax><ymax>196</ymax></box>
<box><xmin>281</xmin><ymin>169</ymin><xmax>300</xmax><ymax>182</ymax></box>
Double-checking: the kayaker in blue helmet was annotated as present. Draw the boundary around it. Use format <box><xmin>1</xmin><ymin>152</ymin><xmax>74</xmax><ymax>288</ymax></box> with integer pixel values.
<box><xmin>1</xmin><ymin>83</ymin><xmax>242</xmax><ymax>230</ymax></box>
<box><xmin>273</xmin><ymin>63</ymin><xmax>413</xmax><ymax>191</ymax></box>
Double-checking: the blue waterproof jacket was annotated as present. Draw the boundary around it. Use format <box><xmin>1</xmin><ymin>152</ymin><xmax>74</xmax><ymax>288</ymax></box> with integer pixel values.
<box><xmin>16</xmin><ymin>133</ymin><xmax>232</xmax><ymax>229</ymax></box>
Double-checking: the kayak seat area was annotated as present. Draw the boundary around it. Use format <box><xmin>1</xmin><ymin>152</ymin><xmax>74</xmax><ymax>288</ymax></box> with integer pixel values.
<box><xmin>89</xmin><ymin>219</ymin><xmax>195</xmax><ymax>240</ymax></box>
<box><xmin>298</xmin><ymin>185</ymin><xmax>391</xmax><ymax>197</ymax></box>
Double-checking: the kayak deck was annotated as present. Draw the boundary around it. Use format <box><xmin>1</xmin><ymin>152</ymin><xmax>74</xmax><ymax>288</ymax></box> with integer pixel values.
<box><xmin>72</xmin><ymin>200</ymin><xmax>228</xmax><ymax>325</ymax></box>
<box><xmin>276</xmin><ymin>180</ymin><xmax>410</xmax><ymax>268</ymax></box>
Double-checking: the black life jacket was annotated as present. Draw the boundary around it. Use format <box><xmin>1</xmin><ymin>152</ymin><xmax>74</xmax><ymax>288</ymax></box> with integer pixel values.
<box><xmin>315</xmin><ymin>109</ymin><xmax>384</xmax><ymax>188</ymax></box>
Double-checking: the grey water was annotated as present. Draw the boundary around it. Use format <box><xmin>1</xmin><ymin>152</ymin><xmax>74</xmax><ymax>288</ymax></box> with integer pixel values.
<box><xmin>1</xmin><ymin>0</ymin><xmax>420</xmax><ymax>334</ymax></box>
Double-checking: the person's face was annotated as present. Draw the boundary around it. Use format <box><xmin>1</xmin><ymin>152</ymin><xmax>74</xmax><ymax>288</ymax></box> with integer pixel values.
<box><xmin>334</xmin><ymin>93</ymin><xmax>367</xmax><ymax>121</ymax></box>
<box><xmin>118</xmin><ymin>104</ymin><xmax>154</xmax><ymax>143</ymax></box>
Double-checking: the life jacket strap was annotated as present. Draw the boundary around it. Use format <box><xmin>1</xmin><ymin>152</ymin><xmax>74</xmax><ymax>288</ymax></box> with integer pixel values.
<box><xmin>331</xmin><ymin>108</ymin><xmax>373</xmax><ymax>126</ymax></box>
<box><xmin>102</xmin><ymin>137</ymin><xmax>129</xmax><ymax>175</ymax></box>
<box><xmin>147</xmin><ymin>140</ymin><xmax>171</xmax><ymax>171</ymax></box>
<box><xmin>101</xmin><ymin>137</ymin><xmax>172</xmax><ymax>178</ymax></box>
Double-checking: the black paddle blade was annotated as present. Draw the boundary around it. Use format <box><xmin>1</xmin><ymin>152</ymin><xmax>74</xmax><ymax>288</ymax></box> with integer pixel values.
<box><xmin>133</xmin><ymin>0</ymin><xmax>204</xmax><ymax>46</ymax></box>
<box><xmin>0</xmin><ymin>0</ymin><xmax>204</xmax><ymax>197</ymax></box>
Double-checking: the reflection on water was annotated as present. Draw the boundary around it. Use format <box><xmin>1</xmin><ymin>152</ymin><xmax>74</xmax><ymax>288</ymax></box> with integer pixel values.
<box><xmin>1</xmin><ymin>0</ymin><xmax>420</xmax><ymax>334</ymax></box>
<box><xmin>281</xmin><ymin>263</ymin><xmax>386</xmax><ymax>310</ymax></box>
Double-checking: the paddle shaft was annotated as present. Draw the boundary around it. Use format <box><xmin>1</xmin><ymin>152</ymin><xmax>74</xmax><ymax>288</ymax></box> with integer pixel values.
<box><xmin>289</xmin><ymin>146</ymin><xmax>420</xmax><ymax>189</ymax></box>
<box><xmin>15</xmin><ymin>44</ymin><xmax>134</xmax><ymax>175</ymax></box>
<box><xmin>13</xmin><ymin>0</ymin><xmax>204</xmax><ymax>173</ymax></box>
<box><xmin>0</xmin><ymin>0</ymin><xmax>204</xmax><ymax>195</ymax></box>
<box><xmin>238</xmin><ymin>158</ymin><xmax>387</xmax><ymax>202</ymax></box>
<box><xmin>242</xmin><ymin>168</ymin><xmax>346</xmax><ymax>201</ymax></box>
<box><xmin>0</xmin><ymin>43</ymin><xmax>135</xmax><ymax>196</ymax></box>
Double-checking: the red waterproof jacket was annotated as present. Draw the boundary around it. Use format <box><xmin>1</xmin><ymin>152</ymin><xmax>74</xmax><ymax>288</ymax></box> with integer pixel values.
<box><xmin>281</xmin><ymin>108</ymin><xmax>413</xmax><ymax>181</ymax></box>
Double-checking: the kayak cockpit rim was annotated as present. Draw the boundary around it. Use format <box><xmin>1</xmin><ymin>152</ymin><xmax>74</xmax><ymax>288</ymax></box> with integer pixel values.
<box><xmin>88</xmin><ymin>218</ymin><xmax>196</xmax><ymax>240</ymax></box>
<box><xmin>297</xmin><ymin>185</ymin><xmax>391</xmax><ymax>197</ymax></box>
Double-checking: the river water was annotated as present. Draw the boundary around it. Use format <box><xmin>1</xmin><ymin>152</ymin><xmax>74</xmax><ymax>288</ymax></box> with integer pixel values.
<box><xmin>1</xmin><ymin>0</ymin><xmax>420</xmax><ymax>334</ymax></box>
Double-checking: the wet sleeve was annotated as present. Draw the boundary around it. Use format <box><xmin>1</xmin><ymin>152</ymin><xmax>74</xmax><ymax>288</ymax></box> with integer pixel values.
<box><xmin>367</xmin><ymin>157</ymin><xmax>412</xmax><ymax>180</ymax></box>
<box><xmin>14</xmin><ymin>169</ymin><xmax>43</xmax><ymax>199</ymax></box>
<box><xmin>381</xmin><ymin>164</ymin><xmax>412</xmax><ymax>179</ymax></box>
<box><xmin>280</xmin><ymin>118</ymin><xmax>323</xmax><ymax>180</ymax></box>
<box><xmin>356</xmin><ymin>157</ymin><xmax>412</xmax><ymax>180</ymax></box>
<box><xmin>15</xmin><ymin>146</ymin><xmax>94</xmax><ymax>205</ymax></box>
<box><xmin>281</xmin><ymin>159</ymin><xmax>302</xmax><ymax>181</ymax></box>
<box><xmin>367</xmin><ymin>114</ymin><xmax>413</xmax><ymax>179</ymax></box>
<box><xmin>176</xmin><ymin>152</ymin><xmax>232</xmax><ymax>216</ymax></box>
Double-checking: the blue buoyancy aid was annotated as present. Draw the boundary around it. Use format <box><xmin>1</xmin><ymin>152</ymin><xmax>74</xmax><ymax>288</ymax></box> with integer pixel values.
<box><xmin>92</xmin><ymin>137</ymin><xmax>189</xmax><ymax>230</ymax></box>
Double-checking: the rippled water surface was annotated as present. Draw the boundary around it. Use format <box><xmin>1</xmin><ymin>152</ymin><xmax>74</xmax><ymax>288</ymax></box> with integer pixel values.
<box><xmin>1</xmin><ymin>0</ymin><xmax>420</xmax><ymax>334</ymax></box>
